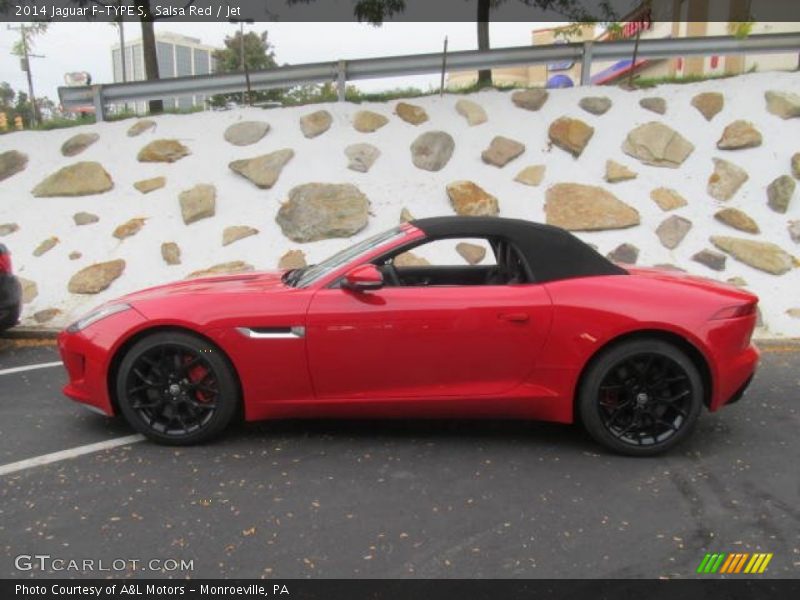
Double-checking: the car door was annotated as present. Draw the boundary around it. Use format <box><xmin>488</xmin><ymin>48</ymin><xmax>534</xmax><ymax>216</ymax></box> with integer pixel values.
<box><xmin>305</xmin><ymin>239</ymin><xmax>553</xmax><ymax>401</ymax></box>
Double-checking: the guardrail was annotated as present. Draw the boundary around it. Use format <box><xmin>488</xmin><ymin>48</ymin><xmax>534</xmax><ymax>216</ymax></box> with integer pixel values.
<box><xmin>59</xmin><ymin>32</ymin><xmax>800</xmax><ymax>120</ymax></box>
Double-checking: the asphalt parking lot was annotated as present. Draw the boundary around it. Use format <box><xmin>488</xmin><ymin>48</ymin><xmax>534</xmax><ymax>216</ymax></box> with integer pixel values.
<box><xmin>0</xmin><ymin>338</ymin><xmax>798</xmax><ymax>579</ymax></box>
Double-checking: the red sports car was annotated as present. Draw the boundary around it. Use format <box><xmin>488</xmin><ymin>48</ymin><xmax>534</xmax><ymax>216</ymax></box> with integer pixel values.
<box><xmin>58</xmin><ymin>217</ymin><xmax>759</xmax><ymax>455</ymax></box>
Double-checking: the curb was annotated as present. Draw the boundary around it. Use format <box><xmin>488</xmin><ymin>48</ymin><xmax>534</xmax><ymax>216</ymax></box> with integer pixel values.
<box><xmin>0</xmin><ymin>327</ymin><xmax>61</xmax><ymax>340</ymax></box>
<box><xmin>754</xmin><ymin>338</ymin><xmax>800</xmax><ymax>350</ymax></box>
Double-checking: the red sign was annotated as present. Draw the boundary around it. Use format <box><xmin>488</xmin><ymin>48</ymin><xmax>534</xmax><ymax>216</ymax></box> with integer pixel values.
<box><xmin>621</xmin><ymin>19</ymin><xmax>652</xmax><ymax>38</ymax></box>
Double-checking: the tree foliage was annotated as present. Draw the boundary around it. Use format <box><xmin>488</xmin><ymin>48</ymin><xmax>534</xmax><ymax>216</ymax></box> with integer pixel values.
<box><xmin>286</xmin><ymin>0</ymin><xmax>407</xmax><ymax>24</ymax></box>
<box><xmin>0</xmin><ymin>82</ymin><xmax>59</xmax><ymax>128</ymax></box>
<box><xmin>10</xmin><ymin>22</ymin><xmax>48</xmax><ymax>57</ymax></box>
<box><xmin>214</xmin><ymin>30</ymin><xmax>279</xmax><ymax>72</ymax></box>
<box><xmin>210</xmin><ymin>29</ymin><xmax>284</xmax><ymax>107</ymax></box>
<box><xmin>728</xmin><ymin>21</ymin><xmax>754</xmax><ymax>39</ymax></box>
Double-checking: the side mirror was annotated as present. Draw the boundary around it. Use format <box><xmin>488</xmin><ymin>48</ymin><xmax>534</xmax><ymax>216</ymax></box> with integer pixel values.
<box><xmin>342</xmin><ymin>264</ymin><xmax>384</xmax><ymax>292</ymax></box>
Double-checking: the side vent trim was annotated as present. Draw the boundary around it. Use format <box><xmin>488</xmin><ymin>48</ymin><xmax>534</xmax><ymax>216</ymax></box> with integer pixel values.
<box><xmin>236</xmin><ymin>326</ymin><xmax>305</xmax><ymax>339</ymax></box>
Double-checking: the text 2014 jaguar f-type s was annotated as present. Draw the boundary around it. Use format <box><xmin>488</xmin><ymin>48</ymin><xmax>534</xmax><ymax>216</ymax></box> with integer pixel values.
<box><xmin>58</xmin><ymin>217</ymin><xmax>759</xmax><ymax>456</ymax></box>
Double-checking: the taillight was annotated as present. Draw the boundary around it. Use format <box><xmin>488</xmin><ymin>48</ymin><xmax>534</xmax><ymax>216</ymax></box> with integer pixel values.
<box><xmin>0</xmin><ymin>245</ymin><xmax>11</xmax><ymax>275</ymax></box>
<box><xmin>711</xmin><ymin>302</ymin><xmax>757</xmax><ymax>320</ymax></box>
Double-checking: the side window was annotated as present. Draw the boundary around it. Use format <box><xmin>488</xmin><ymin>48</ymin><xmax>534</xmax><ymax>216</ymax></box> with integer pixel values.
<box><xmin>377</xmin><ymin>237</ymin><xmax>527</xmax><ymax>287</ymax></box>
<box><xmin>394</xmin><ymin>238</ymin><xmax>496</xmax><ymax>268</ymax></box>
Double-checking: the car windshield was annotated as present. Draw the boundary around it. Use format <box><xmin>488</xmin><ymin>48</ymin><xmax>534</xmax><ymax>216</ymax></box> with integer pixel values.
<box><xmin>285</xmin><ymin>226</ymin><xmax>405</xmax><ymax>288</ymax></box>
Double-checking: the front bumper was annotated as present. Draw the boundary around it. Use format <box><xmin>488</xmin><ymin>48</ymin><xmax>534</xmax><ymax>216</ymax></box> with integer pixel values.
<box><xmin>57</xmin><ymin>307</ymin><xmax>148</xmax><ymax>416</ymax></box>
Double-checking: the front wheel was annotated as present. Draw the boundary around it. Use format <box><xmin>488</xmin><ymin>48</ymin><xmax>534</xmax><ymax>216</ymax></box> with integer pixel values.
<box><xmin>116</xmin><ymin>331</ymin><xmax>240</xmax><ymax>445</ymax></box>
<box><xmin>578</xmin><ymin>339</ymin><xmax>703</xmax><ymax>456</ymax></box>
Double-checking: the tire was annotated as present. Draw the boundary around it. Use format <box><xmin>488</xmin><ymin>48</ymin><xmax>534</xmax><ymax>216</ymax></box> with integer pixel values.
<box><xmin>0</xmin><ymin>307</ymin><xmax>20</xmax><ymax>332</ymax></box>
<box><xmin>578</xmin><ymin>339</ymin><xmax>703</xmax><ymax>457</ymax></box>
<box><xmin>0</xmin><ymin>277</ymin><xmax>22</xmax><ymax>331</ymax></box>
<box><xmin>116</xmin><ymin>331</ymin><xmax>240</xmax><ymax>445</ymax></box>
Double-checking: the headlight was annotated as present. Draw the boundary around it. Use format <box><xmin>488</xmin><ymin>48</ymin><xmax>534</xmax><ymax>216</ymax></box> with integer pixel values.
<box><xmin>66</xmin><ymin>303</ymin><xmax>132</xmax><ymax>333</ymax></box>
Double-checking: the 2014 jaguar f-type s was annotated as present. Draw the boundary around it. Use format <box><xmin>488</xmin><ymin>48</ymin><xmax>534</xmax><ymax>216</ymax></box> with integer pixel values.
<box><xmin>58</xmin><ymin>217</ymin><xmax>759</xmax><ymax>455</ymax></box>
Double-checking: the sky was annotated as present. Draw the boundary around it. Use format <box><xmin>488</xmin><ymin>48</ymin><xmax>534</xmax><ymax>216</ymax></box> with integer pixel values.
<box><xmin>0</xmin><ymin>21</ymin><xmax>549</xmax><ymax>106</ymax></box>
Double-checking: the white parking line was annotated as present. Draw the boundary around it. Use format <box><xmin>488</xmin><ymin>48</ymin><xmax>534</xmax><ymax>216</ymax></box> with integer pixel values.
<box><xmin>0</xmin><ymin>434</ymin><xmax>145</xmax><ymax>477</ymax></box>
<box><xmin>0</xmin><ymin>361</ymin><xmax>63</xmax><ymax>376</ymax></box>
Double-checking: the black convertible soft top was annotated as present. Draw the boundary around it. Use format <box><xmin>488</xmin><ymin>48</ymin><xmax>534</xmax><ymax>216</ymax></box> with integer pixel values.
<box><xmin>410</xmin><ymin>216</ymin><xmax>627</xmax><ymax>283</ymax></box>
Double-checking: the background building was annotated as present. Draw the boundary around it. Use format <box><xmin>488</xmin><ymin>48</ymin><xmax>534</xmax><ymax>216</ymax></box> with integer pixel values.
<box><xmin>589</xmin><ymin>18</ymin><xmax>800</xmax><ymax>86</ymax></box>
<box><xmin>447</xmin><ymin>24</ymin><xmax>595</xmax><ymax>89</ymax></box>
<box><xmin>448</xmin><ymin>0</ymin><xmax>800</xmax><ymax>90</ymax></box>
<box><xmin>111</xmin><ymin>31</ymin><xmax>217</xmax><ymax>113</ymax></box>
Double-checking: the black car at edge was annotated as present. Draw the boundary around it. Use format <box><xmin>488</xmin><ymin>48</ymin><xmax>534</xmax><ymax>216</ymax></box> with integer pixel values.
<box><xmin>0</xmin><ymin>243</ymin><xmax>22</xmax><ymax>331</ymax></box>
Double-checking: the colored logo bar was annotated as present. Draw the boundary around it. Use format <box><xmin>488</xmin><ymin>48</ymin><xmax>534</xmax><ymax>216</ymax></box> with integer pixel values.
<box><xmin>697</xmin><ymin>553</ymin><xmax>773</xmax><ymax>574</ymax></box>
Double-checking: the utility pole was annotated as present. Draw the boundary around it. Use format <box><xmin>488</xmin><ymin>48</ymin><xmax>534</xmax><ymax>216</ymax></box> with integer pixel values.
<box><xmin>115</xmin><ymin>3</ymin><xmax>127</xmax><ymax>114</ymax></box>
<box><xmin>8</xmin><ymin>24</ymin><xmax>44</xmax><ymax>126</ymax></box>
<box><xmin>439</xmin><ymin>36</ymin><xmax>448</xmax><ymax>97</ymax></box>
<box><xmin>239</xmin><ymin>21</ymin><xmax>246</xmax><ymax>105</ymax></box>
<box><xmin>627</xmin><ymin>26</ymin><xmax>642</xmax><ymax>89</ymax></box>
<box><xmin>230</xmin><ymin>18</ymin><xmax>254</xmax><ymax>106</ymax></box>
<box><xmin>118</xmin><ymin>16</ymin><xmax>127</xmax><ymax>82</ymax></box>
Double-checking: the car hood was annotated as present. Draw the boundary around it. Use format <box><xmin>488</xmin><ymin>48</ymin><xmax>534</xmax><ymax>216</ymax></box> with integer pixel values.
<box><xmin>118</xmin><ymin>270</ymin><xmax>289</xmax><ymax>304</ymax></box>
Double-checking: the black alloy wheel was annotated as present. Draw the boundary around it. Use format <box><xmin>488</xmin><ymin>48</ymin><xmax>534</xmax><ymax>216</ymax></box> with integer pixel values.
<box><xmin>116</xmin><ymin>332</ymin><xmax>239</xmax><ymax>445</ymax></box>
<box><xmin>579</xmin><ymin>339</ymin><xmax>703</xmax><ymax>456</ymax></box>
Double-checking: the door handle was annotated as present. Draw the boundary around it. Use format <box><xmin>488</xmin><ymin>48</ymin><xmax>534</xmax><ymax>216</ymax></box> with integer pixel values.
<box><xmin>498</xmin><ymin>312</ymin><xmax>529</xmax><ymax>323</ymax></box>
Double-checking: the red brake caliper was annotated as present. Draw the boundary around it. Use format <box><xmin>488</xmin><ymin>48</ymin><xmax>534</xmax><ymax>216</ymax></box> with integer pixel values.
<box><xmin>185</xmin><ymin>357</ymin><xmax>211</xmax><ymax>403</ymax></box>
<box><xmin>600</xmin><ymin>388</ymin><xmax>618</xmax><ymax>410</ymax></box>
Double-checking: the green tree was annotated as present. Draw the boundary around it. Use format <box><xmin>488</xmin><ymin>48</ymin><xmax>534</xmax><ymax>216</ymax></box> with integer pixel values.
<box><xmin>10</xmin><ymin>22</ymin><xmax>47</xmax><ymax>57</ymax></box>
<box><xmin>0</xmin><ymin>85</ymin><xmax>33</xmax><ymax>128</ymax></box>
<box><xmin>210</xmin><ymin>29</ymin><xmax>283</xmax><ymax>107</ymax></box>
<box><xmin>10</xmin><ymin>22</ymin><xmax>47</xmax><ymax>124</ymax></box>
<box><xmin>0</xmin><ymin>82</ymin><xmax>15</xmax><ymax>110</ymax></box>
<box><xmin>14</xmin><ymin>91</ymin><xmax>30</xmax><ymax>115</ymax></box>
<box><xmin>0</xmin><ymin>81</ymin><xmax>61</xmax><ymax>129</ymax></box>
<box><xmin>215</xmin><ymin>30</ymin><xmax>278</xmax><ymax>72</ymax></box>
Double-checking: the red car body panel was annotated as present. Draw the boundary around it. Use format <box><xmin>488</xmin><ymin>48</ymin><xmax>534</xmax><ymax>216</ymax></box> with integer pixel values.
<box><xmin>58</xmin><ymin>224</ymin><xmax>759</xmax><ymax>425</ymax></box>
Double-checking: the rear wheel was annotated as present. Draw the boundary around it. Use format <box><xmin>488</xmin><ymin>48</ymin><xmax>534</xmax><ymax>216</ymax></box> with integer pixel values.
<box><xmin>116</xmin><ymin>332</ymin><xmax>239</xmax><ymax>445</ymax></box>
<box><xmin>578</xmin><ymin>339</ymin><xmax>703</xmax><ymax>456</ymax></box>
